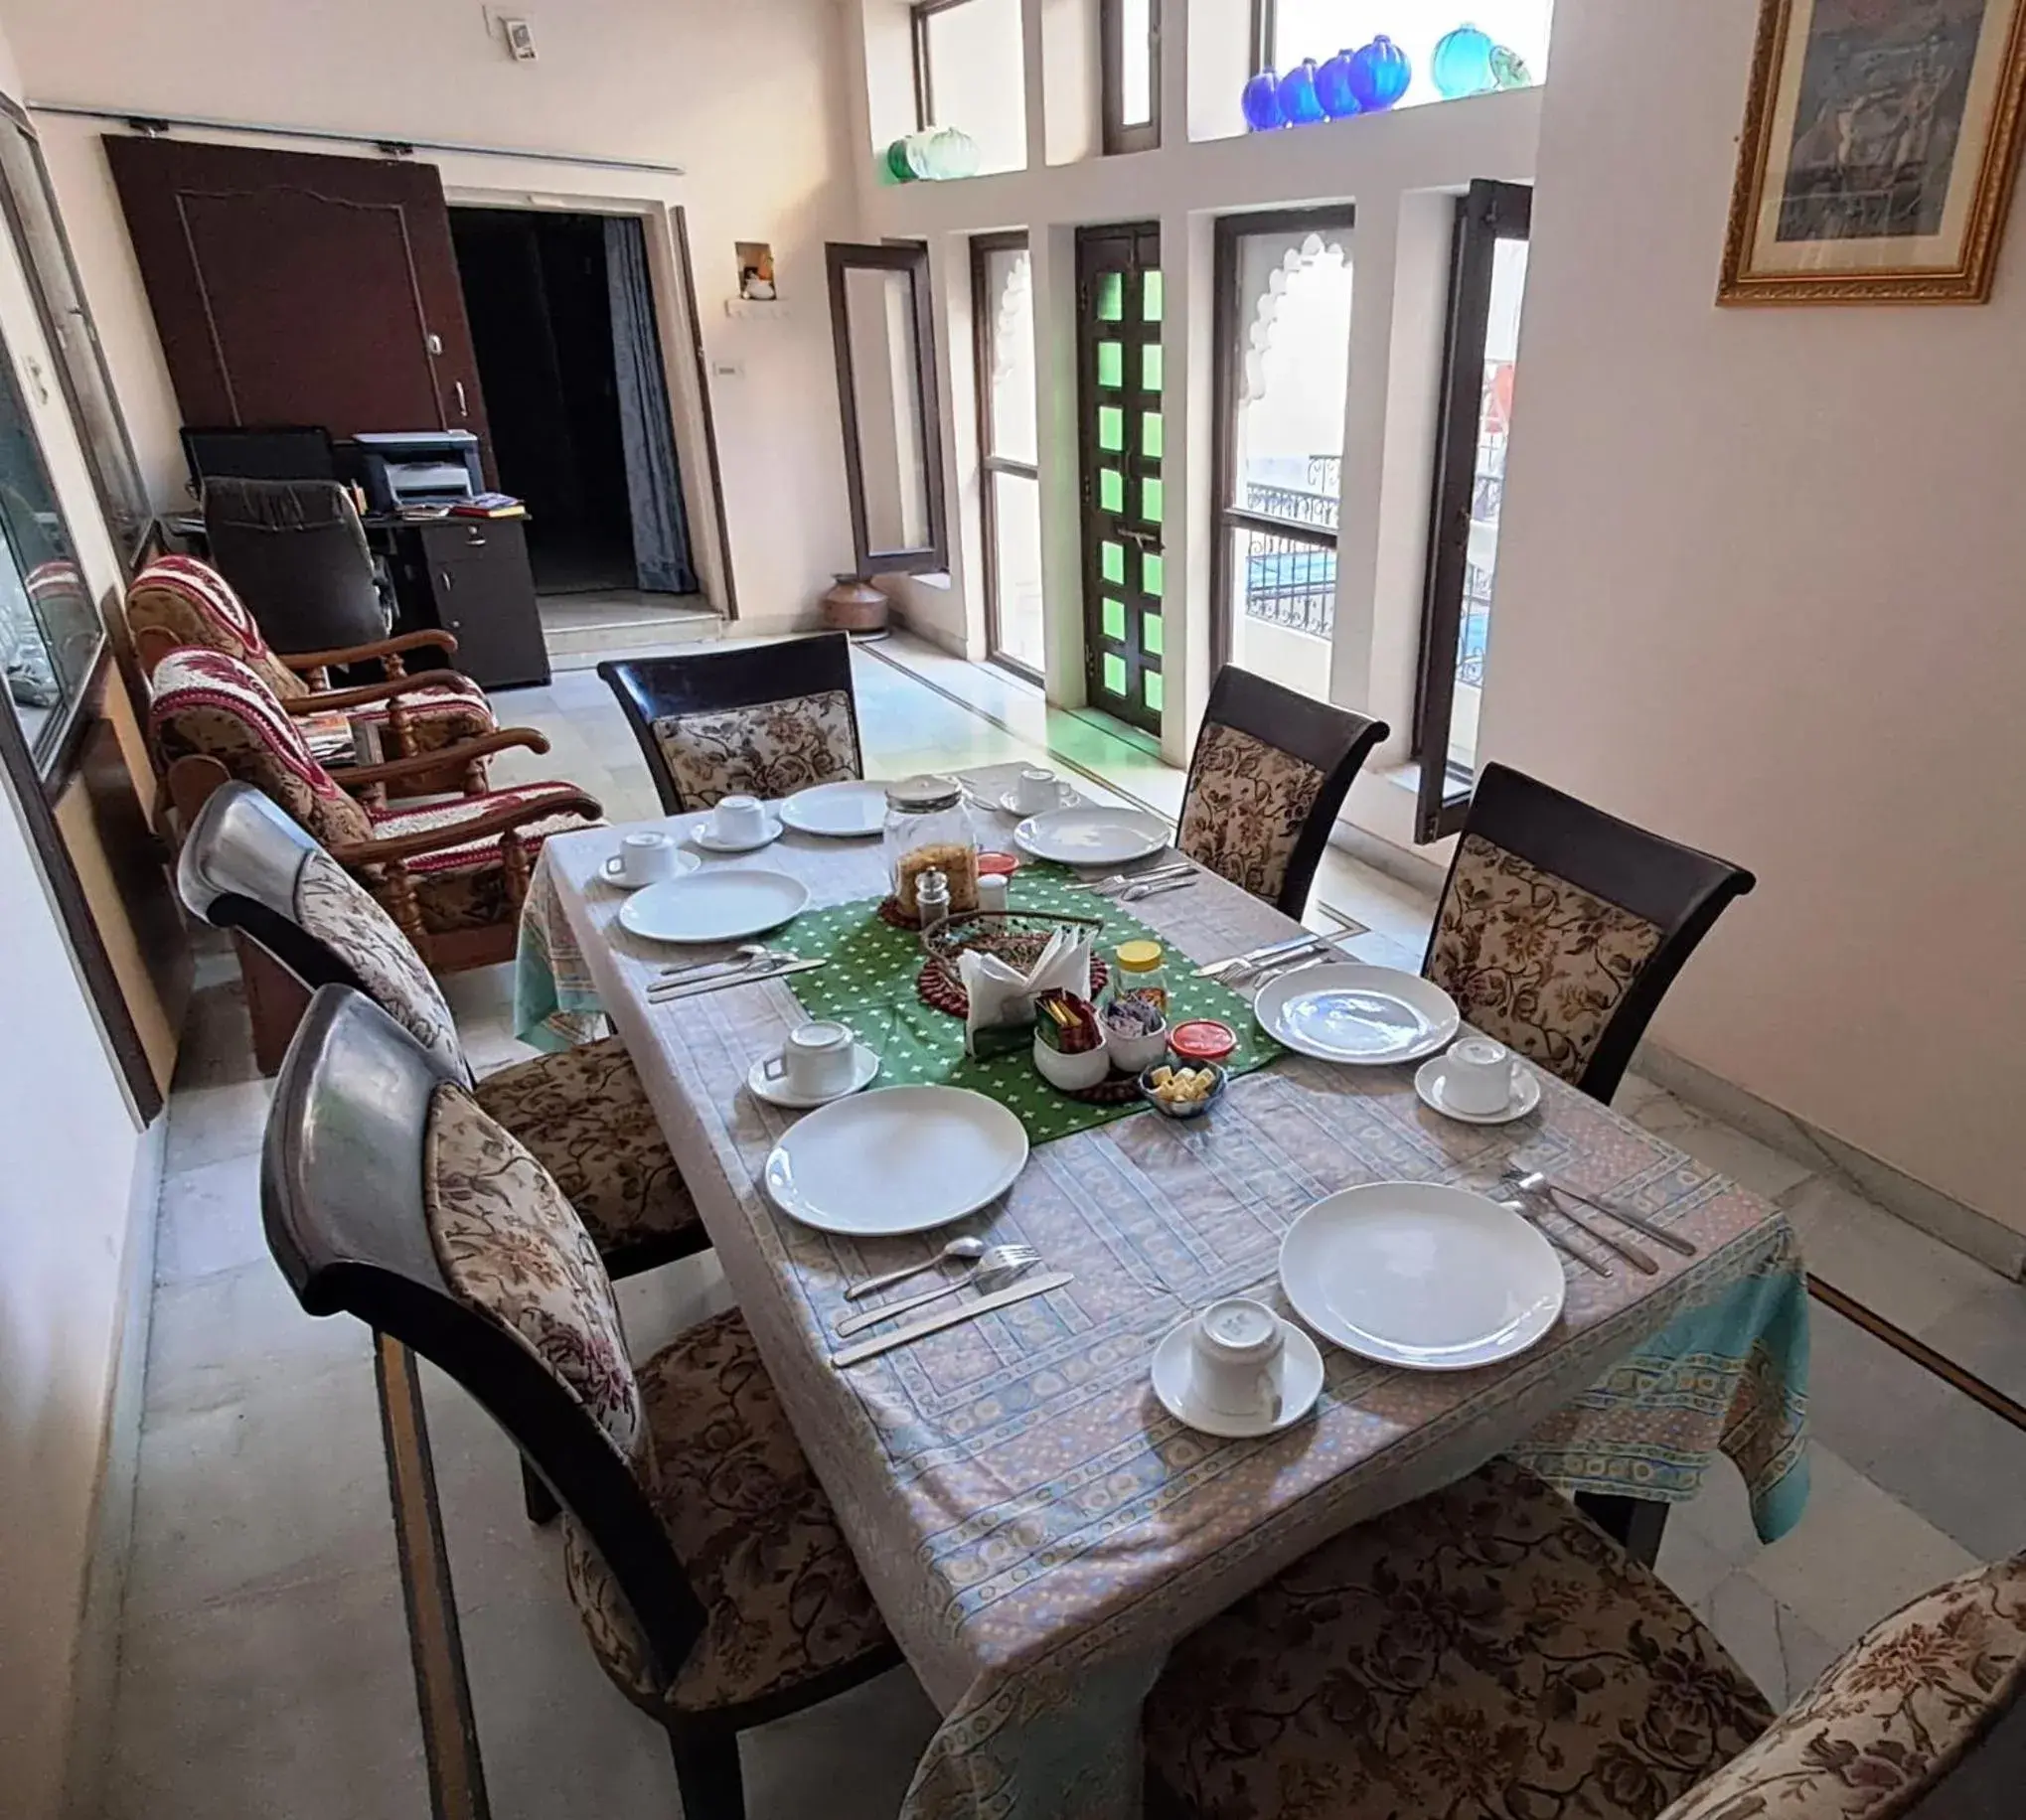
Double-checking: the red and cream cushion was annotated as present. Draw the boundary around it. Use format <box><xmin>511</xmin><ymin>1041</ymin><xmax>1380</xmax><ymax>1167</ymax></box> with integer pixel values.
<box><xmin>129</xmin><ymin>555</ymin><xmax>496</xmax><ymax>756</ymax></box>
<box><xmin>149</xmin><ymin>648</ymin><xmax>598</xmax><ymax>933</ymax></box>
<box><xmin>127</xmin><ymin>556</ymin><xmax>307</xmax><ymax>699</ymax></box>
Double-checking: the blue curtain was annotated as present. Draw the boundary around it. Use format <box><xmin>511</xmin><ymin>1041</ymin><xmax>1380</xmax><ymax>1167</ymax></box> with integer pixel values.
<box><xmin>603</xmin><ymin>217</ymin><xmax>697</xmax><ymax>594</ymax></box>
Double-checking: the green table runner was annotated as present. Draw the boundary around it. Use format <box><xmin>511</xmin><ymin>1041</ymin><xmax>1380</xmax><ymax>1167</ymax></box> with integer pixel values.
<box><xmin>782</xmin><ymin>867</ymin><xmax>1283</xmax><ymax>1143</ymax></box>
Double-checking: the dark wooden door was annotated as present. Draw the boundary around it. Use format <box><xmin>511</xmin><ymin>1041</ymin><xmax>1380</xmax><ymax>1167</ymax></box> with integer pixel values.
<box><xmin>1075</xmin><ymin>224</ymin><xmax>1164</xmax><ymax>733</ymax></box>
<box><xmin>104</xmin><ymin>136</ymin><xmax>493</xmax><ymax>477</ymax></box>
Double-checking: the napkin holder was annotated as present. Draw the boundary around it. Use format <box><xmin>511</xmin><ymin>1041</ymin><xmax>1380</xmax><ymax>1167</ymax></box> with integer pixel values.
<box><xmin>958</xmin><ymin>931</ymin><xmax>1094</xmax><ymax>1058</ymax></box>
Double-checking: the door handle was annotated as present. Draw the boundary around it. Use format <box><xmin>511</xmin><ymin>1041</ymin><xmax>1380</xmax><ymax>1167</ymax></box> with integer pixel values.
<box><xmin>453</xmin><ymin>380</ymin><xmax>468</xmax><ymax>418</ymax></box>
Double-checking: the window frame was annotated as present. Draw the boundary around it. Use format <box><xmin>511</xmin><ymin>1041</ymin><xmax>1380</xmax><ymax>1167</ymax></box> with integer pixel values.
<box><xmin>971</xmin><ymin>229</ymin><xmax>1041</xmax><ymax>683</ymax></box>
<box><xmin>1412</xmin><ymin>177</ymin><xmax>1532</xmax><ymax>843</ymax></box>
<box><xmin>1101</xmin><ymin>0</ymin><xmax>1162</xmax><ymax>156</ymax></box>
<box><xmin>1209</xmin><ymin>203</ymin><xmax>1357</xmax><ymax>676</ymax></box>
<box><xmin>824</xmin><ymin>239</ymin><xmax>949</xmax><ymax>577</ymax></box>
<box><xmin>912</xmin><ymin>0</ymin><xmax>976</xmax><ymax>131</ymax></box>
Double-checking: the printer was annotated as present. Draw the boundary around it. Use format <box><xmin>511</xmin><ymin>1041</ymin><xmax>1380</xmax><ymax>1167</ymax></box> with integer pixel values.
<box><xmin>341</xmin><ymin>430</ymin><xmax>484</xmax><ymax>515</ymax></box>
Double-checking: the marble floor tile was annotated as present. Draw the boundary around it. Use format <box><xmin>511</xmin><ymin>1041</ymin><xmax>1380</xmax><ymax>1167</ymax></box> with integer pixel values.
<box><xmin>163</xmin><ymin>1075</ymin><xmax>273</xmax><ymax>1173</ymax></box>
<box><xmin>1748</xmin><ymin>1444</ymin><xmax>1979</xmax><ymax>1645</ymax></box>
<box><xmin>1625</xmin><ymin>1092</ymin><xmax>1818</xmax><ymax>1203</ymax></box>
<box><xmin>1918</xmin><ymin>1277</ymin><xmax>2026</xmax><ymax>1408</ymax></box>
<box><xmin>1784</xmin><ymin>1175</ymin><xmax>2007</xmax><ymax>1335</ymax></box>
<box><xmin>144</xmin><ymin>1257</ymin><xmax>366</xmax><ymax>1425</ymax></box>
<box><xmin>152</xmin><ymin>1148</ymin><xmax>268</xmax><ymax>1286</ymax></box>
<box><xmin>1692</xmin><ymin>1570</ymin><xmax>1839</xmax><ymax>1710</ymax></box>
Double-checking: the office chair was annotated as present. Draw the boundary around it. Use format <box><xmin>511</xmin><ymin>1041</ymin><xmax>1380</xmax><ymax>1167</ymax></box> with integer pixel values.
<box><xmin>202</xmin><ymin>476</ymin><xmax>391</xmax><ymax>658</ymax></box>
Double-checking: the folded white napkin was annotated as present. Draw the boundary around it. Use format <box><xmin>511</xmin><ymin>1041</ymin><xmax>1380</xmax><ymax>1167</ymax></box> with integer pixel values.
<box><xmin>960</xmin><ymin>931</ymin><xmax>1093</xmax><ymax>1056</ymax></box>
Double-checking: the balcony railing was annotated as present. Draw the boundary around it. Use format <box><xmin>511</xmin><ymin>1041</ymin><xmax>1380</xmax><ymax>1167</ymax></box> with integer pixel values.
<box><xmin>1240</xmin><ymin>471</ymin><xmax>1337</xmax><ymax>639</ymax></box>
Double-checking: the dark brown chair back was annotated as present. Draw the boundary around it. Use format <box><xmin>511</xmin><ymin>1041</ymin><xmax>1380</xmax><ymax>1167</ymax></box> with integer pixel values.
<box><xmin>1176</xmin><ymin>666</ymin><xmax>1386</xmax><ymax>917</ymax></box>
<box><xmin>203</xmin><ymin>476</ymin><xmax>389</xmax><ymax>656</ymax></box>
<box><xmin>598</xmin><ymin>635</ymin><xmax>863</xmax><ymax>813</ymax></box>
<box><xmin>1424</xmin><ymin>762</ymin><xmax>1755</xmax><ymax>1102</ymax></box>
<box><xmin>263</xmin><ymin>986</ymin><xmax>707</xmax><ymax>1686</ymax></box>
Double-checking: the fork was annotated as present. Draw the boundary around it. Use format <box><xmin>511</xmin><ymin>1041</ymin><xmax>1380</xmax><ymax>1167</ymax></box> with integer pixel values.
<box><xmin>833</xmin><ymin>1244</ymin><xmax>1040</xmax><ymax>1336</ymax></box>
<box><xmin>1089</xmin><ymin>862</ymin><xmax>1192</xmax><ymax>896</ymax></box>
<box><xmin>1501</xmin><ymin>1170</ymin><xmax>1658</xmax><ymax>1275</ymax></box>
<box><xmin>1120</xmin><ymin>875</ymin><xmax>1197</xmax><ymax>905</ymax></box>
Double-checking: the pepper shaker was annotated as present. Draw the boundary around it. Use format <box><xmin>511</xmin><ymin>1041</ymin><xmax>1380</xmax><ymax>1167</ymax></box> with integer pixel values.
<box><xmin>916</xmin><ymin>866</ymin><xmax>951</xmax><ymax>933</ymax></box>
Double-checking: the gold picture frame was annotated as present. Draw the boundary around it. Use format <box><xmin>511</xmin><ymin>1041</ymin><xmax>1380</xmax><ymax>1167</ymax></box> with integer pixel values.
<box><xmin>1721</xmin><ymin>0</ymin><xmax>2026</xmax><ymax>304</ymax></box>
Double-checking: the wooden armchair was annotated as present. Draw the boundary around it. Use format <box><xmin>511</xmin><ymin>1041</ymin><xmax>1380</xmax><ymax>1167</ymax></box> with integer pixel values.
<box><xmin>126</xmin><ymin>554</ymin><xmax>499</xmax><ymax>794</ymax></box>
<box><xmin>148</xmin><ymin>646</ymin><xmax>600</xmax><ymax>996</ymax></box>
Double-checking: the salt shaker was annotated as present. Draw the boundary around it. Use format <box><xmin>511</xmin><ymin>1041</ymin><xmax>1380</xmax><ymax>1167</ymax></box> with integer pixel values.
<box><xmin>915</xmin><ymin>866</ymin><xmax>951</xmax><ymax>933</ymax></box>
<box><xmin>977</xmin><ymin>871</ymin><xmax>1009</xmax><ymax>914</ymax></box>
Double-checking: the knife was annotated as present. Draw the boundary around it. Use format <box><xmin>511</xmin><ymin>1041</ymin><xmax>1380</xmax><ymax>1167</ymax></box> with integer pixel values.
<box><xmin>831</xmin><ymin>1271</ymin><xmax>1073</xmax><ymax>1368</ymax></box>
<box><xmin>647</xmin><ymin>957</ymin><xmax>827</xmax><ymax>1002</ymax></box>
<box><xmin>1194</xmin><ymin>935</ymin><xmax>1325</xmax><ymax>980</ymax></box>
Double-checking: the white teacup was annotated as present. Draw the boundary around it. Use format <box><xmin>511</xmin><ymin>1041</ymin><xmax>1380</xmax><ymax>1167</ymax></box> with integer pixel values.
<box><xmin>1189</xmin><ymin>1297</ymin><xmax>1287</xmax><ymax>1421</ymax></box>
<box><xmin>604</xmin><ymin>830</ymin><xmax>680</xmax><ymax>887</ymax></box>
<box><xmin>1013</xmin><ymin>767</ymin><xmax>1065</xmax><ymax>815</ymax></box>
<box><xmin>1443</xmin><ymin>1037</ymin><xmax>1516</xmax><ymax>1116</ymax></box>
<box><xmin>762</xmin><ymin>1019</ymin><xmax>858</xmax><ymax>1100</ymax></box>
<box><xmin>712</xmin><ymin>794</ymin><xmax>769</xmax><ymax>845</ymax></box>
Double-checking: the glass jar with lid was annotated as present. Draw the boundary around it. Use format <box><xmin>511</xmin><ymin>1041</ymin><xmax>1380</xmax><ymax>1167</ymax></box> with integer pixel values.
<box><xmin>884</xmin><ymin>775</ymin><xmax>979</xmax><ymax>920</ymax></box>
<box><xmin>1111</xmin><ymin>939</ymin><xmax>1169</xmax><ymax>1015</ymax></box>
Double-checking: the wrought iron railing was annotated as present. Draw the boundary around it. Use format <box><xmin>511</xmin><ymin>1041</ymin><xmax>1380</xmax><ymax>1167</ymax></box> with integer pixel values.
<box><xmin>1237</xmin><ymin>476</ymin><xmax>1338</xmax><ymax>639</ymax></box>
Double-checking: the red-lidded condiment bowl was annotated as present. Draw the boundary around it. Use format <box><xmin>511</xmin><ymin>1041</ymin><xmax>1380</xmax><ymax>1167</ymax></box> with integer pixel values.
<box><xmin>977</xmin><ymin>850</ymin><xmax>1021</xmax><ymax>877</ymax></box>
<box><xmin>1169</xmin><ymin>1018</ymin><xmax>1237</xmax><ymax>1063</ymax></box>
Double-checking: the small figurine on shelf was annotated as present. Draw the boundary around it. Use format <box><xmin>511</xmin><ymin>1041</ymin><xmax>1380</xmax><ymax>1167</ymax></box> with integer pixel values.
<box><xmin>1316</xmin><ymin>50</ymin><xmax>1362</xmax><ymax>120</ymax></box>
<box><xmin>1431</xmin><ymin>23</ymin><xmax>1498</xmax><ymax>98</ymax></box>
<box><xmin>1277</xmin><ymin>59</ymin><xmax>1326</xmax><ymax>127</ymax></box>
<box><xmin>1347</xmin><ymin>35</ymin><xmax>1413</xmax><ymax>112</ymax></box>
<box><xmin>1241</xmin><ymin>67</ymin><xmax>1284</xmax><ymax>131</ymax></box>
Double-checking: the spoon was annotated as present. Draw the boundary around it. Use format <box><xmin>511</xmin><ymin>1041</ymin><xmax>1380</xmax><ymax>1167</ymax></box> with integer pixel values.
<box><xmin>658</xmin><ymin>943</ymin><xmax>769</xmax><ymax>982</ymax></box>
<box><xmin>835</xmin><ymin>1245</ymin><xmax>1041</xmax><ymax>1335</ymax></box>
<box><xmin>1500</xmin><ymin>1169</ymin><xmax>1658</xmax><ymax>1274</ymax></box>
<box><xmin>842</xmin><ymin>1236</ymin><xmax>987</xmax><ymax>1302</ymax></box>
<box><xmin>1501</xmin><ymin>1167</ymin><xmax>1695</xmax><ymax>1257</ymax></box>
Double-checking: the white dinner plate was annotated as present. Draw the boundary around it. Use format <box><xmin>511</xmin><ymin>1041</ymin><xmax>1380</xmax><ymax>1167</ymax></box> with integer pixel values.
<box><xmin>1013</xmin><ymin>807</ymin><xmax>1169</xmax><ymax>867</ymax></box>
<box><xmin>779</xmin><ymin>780</ymin><xmax>889</xmax><ymax>839</ymax></box>
<box><xmin>1254</xmin><ymin>964</ymin><xmax>1460</xmax><ymax>1066</ymax></box>
<box><xmin>763</xmin><ymin>1085</ymin><xmax>1030</xmax><ymax>1236</ymax></box>
<box><xmin>618</xmin><ymin>868</ymin><xmax>810</xmax><ymax>945</ymax></box>
<box><xmin>1279</xmin><ymin>1183</ymin><xmax>1565</xmax><ymax>1371</ymax></box>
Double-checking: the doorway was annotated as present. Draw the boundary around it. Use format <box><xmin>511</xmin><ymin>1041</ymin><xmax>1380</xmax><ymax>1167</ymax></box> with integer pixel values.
<box><xmin>1075</xmin><ymin>223</ymin><xmax>1164</xmax><ymax>735</ymax></box>
<box><xmin>449</xmin><ymin>207</ymin><xmax>702</xmax><ymax>629</ymax></box>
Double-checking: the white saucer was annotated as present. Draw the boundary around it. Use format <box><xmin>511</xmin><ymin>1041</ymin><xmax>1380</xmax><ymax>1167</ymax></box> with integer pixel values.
<box><xmin>692</xmin><ymin>815</ymin><xmax>784</xmax><ymax>854</ymax></box>
<box><xmin>600</xmin><ymin>849</ymin><xmax>701</xmax><ymax>891</ymax></box>
<box><xmin>1150</xmin><ymin>1314</ymin><xmax>1325</xmax><ymax>1440</ymax></box>
<box><xmin>746</xmin><ymin>1043</ymin><xmax>881</xmax><ymax>1109</ymax></box>
<box><xmin>997</xmin><ymin>786</ymin><xmax>1082</xmax><ymax>817</ymax></box>
<box><xmin>1414</xmin><ymin>1057</ymin><xmax>1542</xmax><ymax>1126</ymax></box>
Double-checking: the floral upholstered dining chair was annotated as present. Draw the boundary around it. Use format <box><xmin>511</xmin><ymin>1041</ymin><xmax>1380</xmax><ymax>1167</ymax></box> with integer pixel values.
<box><xmin>1175</xmin><ymin>666</ymin><xmax>1386</xmax><ymax>918</ymax></box>
<box><xmin>265</xmin><ymin>987</ymin><xmax>900</xmax><ymax>1820</ymax></box>
<box><xmin>1144</xmin><ymin>1454</ymin><xmax>2026</xmax><ymax>1820</ymax></box>
<box><xmin>148</xmin><ymin>647</ymin><xmax>600</xmax><ymax>976</ymax></box>
<box><xmin>126</xmin><ymin>554</ymin><xmax>497</xmax><ymax>792</ymax></box>
<box><xmin>1424</xmin><ymin>763</ymin><xmax>1755</xmax><ymax>1103</ymax></box>
<box><xmin>599</xmin><ymin>633</ymin><xmax>864</xmax><ymax>813</ymax></box>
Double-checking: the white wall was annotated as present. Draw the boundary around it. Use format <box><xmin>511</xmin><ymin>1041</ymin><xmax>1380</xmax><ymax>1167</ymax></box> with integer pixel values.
<box><xmin>2</xmin><ymin>0</ymin><xmax>870</xmax><ymax>627</ymax></box>
<box><xmin>1485</xmin><ymin>0</ymin><xmax>2026</xmax><ymax>1231</ymax></box>
<box><xmin>0</xmin><ymin>26</ymin><xmax>153</xmax><ymax>1820</ymax></box>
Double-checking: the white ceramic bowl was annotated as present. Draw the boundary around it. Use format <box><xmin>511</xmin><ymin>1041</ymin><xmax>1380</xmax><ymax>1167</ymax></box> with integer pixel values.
<box><xmin>1103</xmin><ymin>1018</ymin><xmax>1169</xmax><ymax>1075</ymax></box>
<box><xmin>1032</xmin><ymin>1031</ymin><xmax>1110</xmax><ymax>1091</ymax></box>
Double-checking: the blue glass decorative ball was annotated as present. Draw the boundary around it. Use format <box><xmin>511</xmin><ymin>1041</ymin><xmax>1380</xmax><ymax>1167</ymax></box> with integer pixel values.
<box><xmin>1431</xmin><ymin>23</ymin><xmax>1497</xmax><ymax>97</ymax></box>
<box><xmin>1347</xmin><ymin>34</ymin><xmax>1412</xmax><ymax>111</ymax></box>
<box><xmin>1316</xmin><ymin>49</ymin><xmax>1362</xmax><ymax>120</ymax></box>
<box><xmin>1242</xmin><ymin>67</ymin><xmax>1284</xmax><ymax>131</ymax></box>
<box><xmin>1277</xmin><ymin>59</ymin><xmax>1326</xmax><ymax>127</ymax></box>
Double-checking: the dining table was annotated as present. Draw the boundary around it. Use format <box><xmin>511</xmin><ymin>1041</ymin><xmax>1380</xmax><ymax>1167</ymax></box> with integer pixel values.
<box><xmin>523</xmin><ymin>761</ymin><xmax>1810</xmax><ymax>1820</ymax></box>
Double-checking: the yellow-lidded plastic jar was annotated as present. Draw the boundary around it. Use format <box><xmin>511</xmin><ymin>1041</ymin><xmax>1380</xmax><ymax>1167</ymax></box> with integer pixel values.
<box><xmin>1113</xmin><ymin>940</ymin><xmax>1169</xmax><ymax>1014</ymax></box>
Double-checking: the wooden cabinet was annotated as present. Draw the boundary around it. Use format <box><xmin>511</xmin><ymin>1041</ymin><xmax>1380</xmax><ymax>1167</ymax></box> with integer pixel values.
<box><xmin>391</xmin><ymin>517</ymin><xmax>548</xmax><ymax>690</ymax></box>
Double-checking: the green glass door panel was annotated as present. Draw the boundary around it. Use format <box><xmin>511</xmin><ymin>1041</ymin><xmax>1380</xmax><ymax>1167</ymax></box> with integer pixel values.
<box><xmin>1078</xmin><ymin>224</ymin><xmax>1162</xmax><ymax>733</ymax></box>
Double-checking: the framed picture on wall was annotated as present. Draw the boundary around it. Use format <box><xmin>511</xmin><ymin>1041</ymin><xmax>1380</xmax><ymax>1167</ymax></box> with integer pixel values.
<box><xmin>1721</xmin><ymin>0</ymin><xmax>2026</xmax><ymax>303</ymax></box>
